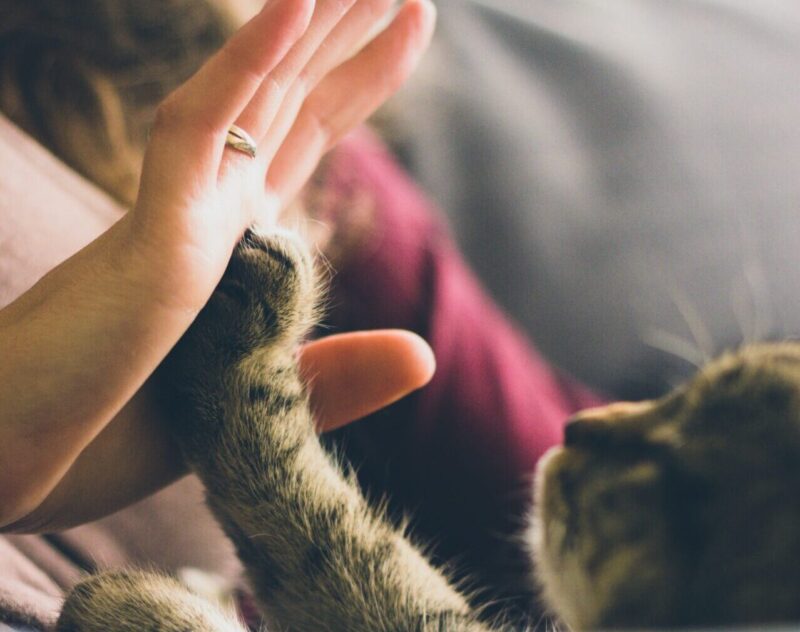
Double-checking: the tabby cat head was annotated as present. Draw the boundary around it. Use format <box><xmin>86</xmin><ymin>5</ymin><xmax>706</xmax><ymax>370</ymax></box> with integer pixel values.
<box><xmin>532</xmin><ymin>343</ymin><xmax>800</xmax><ymax>630</ymax></box>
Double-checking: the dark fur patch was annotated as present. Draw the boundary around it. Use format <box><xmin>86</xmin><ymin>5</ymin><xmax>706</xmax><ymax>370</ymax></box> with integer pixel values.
<box><xmin>247</xmin><ymin>384</ymin><xmax>301</xmax><ymax>413</ymax></box>
<box><xmin>216</xmin><ymin>279</ymin><xmax>249</xmax><ymax>307</ymax></box>
<box><xmin>248</xmin><ymin>383</ymin><xmax>273</xmax><ymax>402</ymax></box>
<box><xmin>262</xmin><ymin>244</ymin><xmax>296</xmax><ymax>273</ymax></box>
<box><xmin>301</xmin><ymin>541</ymin><xmax>333</xmax><ymax>580</ymax></box>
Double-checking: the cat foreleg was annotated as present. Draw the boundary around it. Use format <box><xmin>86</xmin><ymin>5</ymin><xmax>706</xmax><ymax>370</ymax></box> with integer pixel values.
<box><xmin>201</xmin><ymin>368</ymin><xmax>490</xmax><ymax>632</ymax></box>
<box><xmin>163</xmin><ymin>232</ymin><xmax>495</xmax><ymax>632</ymax></box>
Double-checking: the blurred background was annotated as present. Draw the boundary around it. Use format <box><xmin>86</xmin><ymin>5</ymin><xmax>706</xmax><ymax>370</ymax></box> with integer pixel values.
<box><xmin>382</xmin><ymin>0</ymin><xmax>800</xmax><ymax>399</ymax></box>
<box><xmin>11</xmin><ymin>0</ymin><xmax>800</xmax><ymax>400</ymax></box>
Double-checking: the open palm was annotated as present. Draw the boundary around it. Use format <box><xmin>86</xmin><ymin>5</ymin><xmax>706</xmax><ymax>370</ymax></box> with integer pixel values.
<box><xmin>0</xmin><ymin>0</ymin><xmax>437</xmax><ymax>531</ymax></box>
<box><xmin>129</xmin><ymin>0</ymin><xmax>435</xmax><ymax>312</ymax></box>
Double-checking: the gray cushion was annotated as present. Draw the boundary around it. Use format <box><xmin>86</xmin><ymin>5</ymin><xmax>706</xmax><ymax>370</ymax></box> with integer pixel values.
<box><xmin>393</xmin><ymin>0</ymin><xmax>800</xmax><ymax>397</ymax></box>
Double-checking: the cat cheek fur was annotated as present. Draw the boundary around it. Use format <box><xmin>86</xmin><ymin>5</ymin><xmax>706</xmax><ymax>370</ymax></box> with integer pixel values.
<box><xmin>530</xmin><ymin>447</ymin><xmax>602</xmax><ymax>630</ymax></box>
<box><xmin>532</xmin><ymin>437</ymin><xmax>687</xmax><ymax>629</ymax></box>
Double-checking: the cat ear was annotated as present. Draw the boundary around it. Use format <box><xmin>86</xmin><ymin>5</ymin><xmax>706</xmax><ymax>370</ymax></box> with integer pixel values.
<box><xmin>299</xmin><ymin>330</ymin><xmax>435</xmax><ymax>432</ymax></box>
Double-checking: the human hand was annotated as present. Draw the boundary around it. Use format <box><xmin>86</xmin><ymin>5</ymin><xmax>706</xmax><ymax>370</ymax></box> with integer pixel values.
<box><xmin>0</xmin><ymin>0</ymin><xmax>437</xmax><ymax>531</ymax></box>
<box><xmin>127</xmin><ymin>0</ymin><xmax>436</xmax><ymax>312</ymax></box>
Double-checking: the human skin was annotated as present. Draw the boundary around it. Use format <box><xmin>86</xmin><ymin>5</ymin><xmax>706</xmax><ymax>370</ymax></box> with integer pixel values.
<box><xmin>0</xmin><ymin>0</ymin><xmax>436</xmax><ymax>532</ymax></box>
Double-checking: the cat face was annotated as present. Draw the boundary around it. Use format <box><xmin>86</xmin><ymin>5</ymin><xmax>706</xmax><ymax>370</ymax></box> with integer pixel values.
<box><xmin>531</xmin><ymin>343</ymin><xmax>800</xmax><ymax>630</ymax></box>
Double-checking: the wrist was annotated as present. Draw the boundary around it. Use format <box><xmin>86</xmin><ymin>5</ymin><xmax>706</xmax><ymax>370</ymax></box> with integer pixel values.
<box><xmin>0</xmin><ymin>217</ymin><xmax>203</xmax><ymax>528</ymax></box>
<box><xmin>113</xmin><ymin>211</ymin><xmax>226</xmax><ymax>316</ymax></box>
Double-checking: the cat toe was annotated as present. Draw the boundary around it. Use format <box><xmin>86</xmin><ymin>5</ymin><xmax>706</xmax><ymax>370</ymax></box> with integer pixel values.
<box><xmin>221</xmin><ymin>228</ymin><xmax>317</xmax><ymax>346</ymax></box>
<box><xmin>160</xmin><ymin>229</ymin><xmax>316</xmax><ymax>401</ymax></box>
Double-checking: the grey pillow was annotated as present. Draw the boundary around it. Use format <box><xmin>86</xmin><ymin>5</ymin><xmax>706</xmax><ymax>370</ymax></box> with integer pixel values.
<box><xmin>392</xmin><ymin>0</ymin><xmax>800</xmax><ymax>398</ymax></box>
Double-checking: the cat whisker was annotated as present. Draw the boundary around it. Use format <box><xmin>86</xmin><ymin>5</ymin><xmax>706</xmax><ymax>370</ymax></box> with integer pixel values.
<box><xmin>641</xmin><ymin>329</ymin><xmax>704</xmax><ymax>370</ymax></box>
<box><xmin>730</xmin><ymin>231</ymin><xmax>774</xmax><ymax>346</ymax></box>
<box><xmin>665</xmin><ymin>281</ymin><xmax>714</xmax><ymax>363</ymax></box>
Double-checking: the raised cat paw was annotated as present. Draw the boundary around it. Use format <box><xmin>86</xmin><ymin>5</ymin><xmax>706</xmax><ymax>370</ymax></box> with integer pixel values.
<box><xmin>206</xmin><ymin>228</ymin><xmax>316</xmax><ymax>355</ymax></box>
<box><xmin>159</xmin><ymin>229</ymin><xmax>317</xmax><ymax>467</ymax></box>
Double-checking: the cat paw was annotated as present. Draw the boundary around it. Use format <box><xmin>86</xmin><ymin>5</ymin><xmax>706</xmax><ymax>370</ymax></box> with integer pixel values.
<box><xmin>215</xmin><ymin>228</ymin><xmax>317</xmax><ymax>349</ymax></box>
<box><xmin>158</xmin><ymin>229</ymin><xmax>316</xmax><ymax>446</ymax></box>
<box><xmin>180</xmin><ymin>228</ymin><xmax>315</xmax><ymax>366</ymax></box>
<box><xmin>57</xmin><ymin>571</ymin><xmax>246</xmax><ymax>632</ymax></box>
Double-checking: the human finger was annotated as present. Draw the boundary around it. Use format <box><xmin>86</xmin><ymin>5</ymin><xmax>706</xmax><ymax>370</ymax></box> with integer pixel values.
<box><xmin>233</xmin><ymin>0</ymin><xmax>358</xmax><ymax>145</ymax></box>
<box><xmin>140</xmin><ymin>0</ymin><xmax>314</xmax><ymax>190</ymax></box>
<box><xmin>298</xmin><ymin>330</ymin><xmax>436</xmax><ymax>432</ymax></box>
<box><xmin>301</xmin><ymin>0</ymin><xmax>395</xmax><ymax>85</ymax></box>
<box><xmin>266</xmin><ymin>0</ymin><xmax>435</xmax><ymax>203</ymax></box>
<box><xmin>251</xmin><ymin>0</ymin><xmax>395</xmax><ymax>167</ymax></box>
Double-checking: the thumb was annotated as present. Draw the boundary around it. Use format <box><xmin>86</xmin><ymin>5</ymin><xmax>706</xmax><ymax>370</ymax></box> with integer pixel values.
<box><xmin>298</xmin><ymin>330</ymin><xmax>436</xmax><ymax>432</ymax></box>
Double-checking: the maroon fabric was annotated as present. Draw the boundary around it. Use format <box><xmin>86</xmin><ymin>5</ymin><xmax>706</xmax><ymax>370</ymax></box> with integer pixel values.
<box><xmin>322</xmin><ymin>130</ymin><xmax>603</xmax><ymax>620</ymax></box>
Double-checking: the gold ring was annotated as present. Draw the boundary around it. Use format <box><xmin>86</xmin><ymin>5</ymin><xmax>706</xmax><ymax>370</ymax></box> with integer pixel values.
<box><xmin>225</xmin><ymin>124</ymin><xmax>257</xmax><ymax>158</ymax></box>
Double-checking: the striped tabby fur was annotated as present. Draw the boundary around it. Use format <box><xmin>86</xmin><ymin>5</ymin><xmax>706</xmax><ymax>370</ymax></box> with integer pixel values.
<box><xmin>57</xmin><ymin>230</ymin><xmax>488</xmax><ymax>631</ymax></box>
<box><xmin>17</xmin><ymin>1</ymin><xmax>800</xmax><ymax>629</ymax></box>
<box><xmin>56</xmin><ymin>229</ymin><xmax>800</xmax><ymax>630</ymax></box>
<box><xmin>533</xmin><ymin>345</ymin><xmax>800</xmax><ymax>629</ymax></box>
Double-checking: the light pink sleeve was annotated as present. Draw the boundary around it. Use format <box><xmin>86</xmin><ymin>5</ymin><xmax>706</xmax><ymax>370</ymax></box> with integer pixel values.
<box><xmin>0</xmin><ymin>114</ymin><xmax>122</xmax><ymax>308</ymax></box>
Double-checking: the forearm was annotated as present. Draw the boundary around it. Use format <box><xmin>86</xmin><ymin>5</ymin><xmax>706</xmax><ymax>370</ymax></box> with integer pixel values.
<box><xmin>0</xmin><ymin>214</ymin><xmax>200</xmax><ymax>528</ymax></box>
<box><xmin>0</xmin><ymin>0</ymin><xmax>437</xmax><ymax>536</ymax></box>
<box><xmin>0</xmin><ymin>290</ymin><xmax>436</xmax><ymax>532</ymax></box>
<box><xmin>2</xmin><ymin>380</ymin><xmax>186</xmax><ymax>533</ymax></box>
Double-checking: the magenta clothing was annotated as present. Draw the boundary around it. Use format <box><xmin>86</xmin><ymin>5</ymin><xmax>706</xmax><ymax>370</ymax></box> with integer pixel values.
<box><xmin>319</xmin><ymin>131</ymin><xmax>603</xmax><ymax>619</ymax></box>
